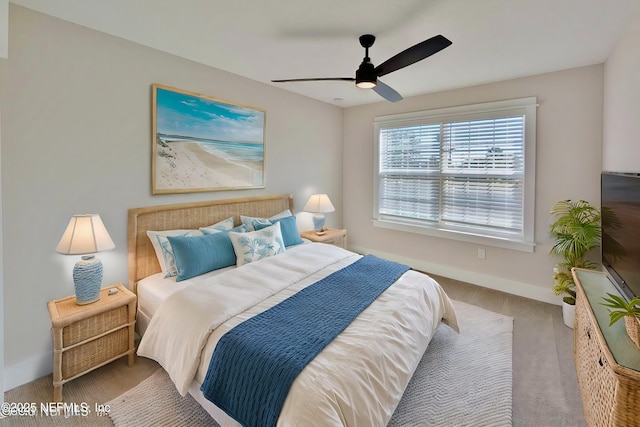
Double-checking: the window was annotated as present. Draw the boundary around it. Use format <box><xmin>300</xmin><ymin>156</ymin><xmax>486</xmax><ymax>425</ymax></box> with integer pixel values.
<box><xmin>373</xmin><ymin>97</ymin><xmax>537</xmax><ymax>252</ymax></box>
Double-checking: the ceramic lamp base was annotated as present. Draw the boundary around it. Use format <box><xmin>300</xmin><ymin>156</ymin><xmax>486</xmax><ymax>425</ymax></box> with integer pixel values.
<box><xmin>73</xmin><ymin>255</ymin><xmax>103</xmax><ymax>305</ymax></box>
<box><xmin>312</xmin><ymin>213</ymin><xmax>326</xmax><ymax>232</ymax></box>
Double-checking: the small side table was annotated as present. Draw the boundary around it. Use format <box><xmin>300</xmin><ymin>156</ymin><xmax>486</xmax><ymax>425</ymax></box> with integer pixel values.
<box><xmin>300</xmin><ymin>228</ymin><xmax>348</xmax><ymax>249</ymax></box>
<box><xmin>47</xmin><ymin>283</ymin><xmax>136</xmax><ymax>401</ymax></box>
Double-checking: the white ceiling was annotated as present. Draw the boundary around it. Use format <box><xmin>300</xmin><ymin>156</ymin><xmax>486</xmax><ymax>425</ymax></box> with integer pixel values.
<box><xmin>10</xmin><ymin>0</ymin><xmax>640</xmax><ymax>107</ymax></box>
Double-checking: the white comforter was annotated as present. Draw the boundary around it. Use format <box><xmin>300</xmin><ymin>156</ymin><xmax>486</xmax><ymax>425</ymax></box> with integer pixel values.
<box><xmin>137</xmin><ymin>243</ymin><xmax>458</xmax><ymax>427</ymax></box>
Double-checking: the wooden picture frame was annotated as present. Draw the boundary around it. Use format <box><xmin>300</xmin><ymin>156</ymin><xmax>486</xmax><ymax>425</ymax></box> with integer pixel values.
<box><xmin>152</xmin><ymin>84</ymin><xmax>266</xmax><ymax>194</ymax></box>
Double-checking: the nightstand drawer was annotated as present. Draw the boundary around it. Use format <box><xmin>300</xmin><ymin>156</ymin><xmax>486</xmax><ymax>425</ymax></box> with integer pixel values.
<box><xmin>63</xmin><ymin>305</ymin><xmax>128</xmax><ymax>347</ymax></box>
<box><xmin>62</xmin><ymin>327</ymin><xmax>129</xmax><ymax>379</ymax></box>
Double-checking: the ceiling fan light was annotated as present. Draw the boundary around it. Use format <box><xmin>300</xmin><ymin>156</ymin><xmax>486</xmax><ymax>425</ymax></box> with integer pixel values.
<box><xmin>355</xmin><ymin>62</ymin><xmax>377</xmax><ymax>89</ymax></box>
<box><xmin>356</xmin><ymin>81</ymin><xmax>377</xmax><ymax>89</ymax></box>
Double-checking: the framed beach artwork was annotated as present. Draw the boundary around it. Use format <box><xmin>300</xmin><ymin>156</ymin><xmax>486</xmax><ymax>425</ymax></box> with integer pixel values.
<box><xmin>152</xmin><ymin>84</ymin><xmax>266</xmax><ymax>194</ymax></box>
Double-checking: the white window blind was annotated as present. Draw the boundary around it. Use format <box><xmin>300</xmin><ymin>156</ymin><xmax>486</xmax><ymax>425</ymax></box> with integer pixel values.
<box><xmin>374</xmin><ymin>98</ymin><xmax>536</xmax><ymax>251</ymax></box>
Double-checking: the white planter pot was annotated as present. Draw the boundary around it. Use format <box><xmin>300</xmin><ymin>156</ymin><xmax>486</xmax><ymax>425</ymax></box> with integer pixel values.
<box><xmin>562</xmin><ymin>301</ymin><xmax>576</xmax><ymax>329</ymax></box>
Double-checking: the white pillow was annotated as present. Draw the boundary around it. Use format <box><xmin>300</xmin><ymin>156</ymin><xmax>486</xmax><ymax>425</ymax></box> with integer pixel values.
<box><xmin>229</xmin><ymin>222</ymin><xmax>286</xmax><ymax>266</ymax></box>
<box><xmin>147</xmin><ymin>229</ymin><xmax>203</xmax><ymax>277</ymax></box>
<box><xmin>240</xmin><ymin>209</ymin><xmax>293</xmax><ymax>231</ymax></box>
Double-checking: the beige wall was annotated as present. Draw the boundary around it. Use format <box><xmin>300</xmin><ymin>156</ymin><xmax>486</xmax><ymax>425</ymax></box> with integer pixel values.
<box><xmin>0</xmin><ymin>6</ymin><xmax>343</xmax><ymax>389</ymax></box>
<box><xmin>343</xmin><ymin>65</ymin><xmax>604</xmax><ymax>303</ymax></box>
<box><xmin>603</xmin><ymin>9</ymin><xmax>640</xmax><ymax>172</ymax></box>
<box><xmin>0</xmin><ymin>0</ymin><xmax>6</xmax><ymax>58</ymax></box>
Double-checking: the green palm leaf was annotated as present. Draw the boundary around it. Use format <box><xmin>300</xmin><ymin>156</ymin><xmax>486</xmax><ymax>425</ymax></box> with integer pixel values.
<box><xmin>601</xmin><ymin>293</ymin><xmax>640</xmax><ymax>326</ymax></box>
<box><xmin>549</xmin><ymin>200</ymin><xmax>601</xmax><ymax>303</ymax></box>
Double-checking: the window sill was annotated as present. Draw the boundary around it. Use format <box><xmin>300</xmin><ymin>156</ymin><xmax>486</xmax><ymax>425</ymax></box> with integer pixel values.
<box><xmin>372</xmin><ymin>219</ymin><xmax>535</xmax><ymax>253</ymax></box>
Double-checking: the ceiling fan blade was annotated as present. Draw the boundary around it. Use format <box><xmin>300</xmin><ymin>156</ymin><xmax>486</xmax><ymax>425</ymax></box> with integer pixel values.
<box><xmin>375</xmin><ymin>35</ymin><xmax>452</xmax><ymax>77</ymax></box>
<box><xmin>271</xmin><ymin>77</ymin><xmax>354</xmax><ymax>83</ymax></box>
<box><xmin>372</xmin><ymin>80</ymin><xmax>403</xmax><ymax>102</ymax></box>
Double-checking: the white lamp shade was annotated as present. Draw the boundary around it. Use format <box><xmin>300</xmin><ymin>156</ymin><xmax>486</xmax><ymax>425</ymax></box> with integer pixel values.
<box><xmin>303</xmin><ymin>194</ymin><xmax>335</xmax><ymax>214</ymax></box>
<box><xmin>56</xmin><ymin>214</ymin><xmax>115</xmax><ymax>255</ymax></box>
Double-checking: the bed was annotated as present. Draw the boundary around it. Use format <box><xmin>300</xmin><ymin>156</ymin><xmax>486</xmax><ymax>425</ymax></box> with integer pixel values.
<box><xmin>128</xmin><ymin>194</ymin><xmax>458</xmax><ymax>427</ymax></box>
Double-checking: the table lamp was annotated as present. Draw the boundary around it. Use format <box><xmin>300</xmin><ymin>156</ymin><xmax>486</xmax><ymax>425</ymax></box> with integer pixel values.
<box><xmin>303</xmin><ymin>194</ymin><xmax>335</xmax><ymax>235</ymax></box>
<box><xmin>56</xmin><ymin>214</ymin><xmax>115</xmax><ymax>305</ymax></box>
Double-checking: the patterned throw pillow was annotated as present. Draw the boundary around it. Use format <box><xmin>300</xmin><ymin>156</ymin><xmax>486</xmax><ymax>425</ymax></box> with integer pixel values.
<box><xmin>240</xmin><ymin>215</ymin><xmax>272</xmax><ymax>231</ymax></box>
<box><xmin>199</xmin><ymin>217</ymin><xmax>234</xmax><ymax>234</ymax></box>
<box><xmin>240</xmin><ymin>209</ymin><xmax>293</xmax><ymax>231</ymax></box>
<box><xmin>147</xmin><ymin>229</ymin><xmax>203</xmax><ymax>277</ymax></box>
<box><xmin>229</xmin><ymin>222</ymin><xmax>286</xmax><ymax>266</ymax></box>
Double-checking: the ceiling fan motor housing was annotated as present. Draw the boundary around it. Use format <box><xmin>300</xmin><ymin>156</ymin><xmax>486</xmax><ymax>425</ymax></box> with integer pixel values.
<box><xmin>356</xmin><ymin>34</ymin><xmax>377</xmax><ymax>88</ymax></box>
<box><xmin>356</xmin><ymin>61</ymin><xmax>377</xmax><ymax>88</ymax></box>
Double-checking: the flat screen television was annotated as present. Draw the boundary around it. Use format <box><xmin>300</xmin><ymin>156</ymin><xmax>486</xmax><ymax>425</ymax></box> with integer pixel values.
<box><xmin>601</xmin><ymin>172</ymin><xmax>640</xmax><ymax>301</ymax></box>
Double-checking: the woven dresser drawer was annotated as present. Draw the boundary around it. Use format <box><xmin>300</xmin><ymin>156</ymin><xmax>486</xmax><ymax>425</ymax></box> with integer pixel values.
<box><xmin>574</xmin><ymin>294</ymin><xmax>616</xmax><ymax>426</ymax></box>
<box><xmin>48</xmin><ymin>283</ymin><xmax>136</xmax><ymax>401</ymax></box>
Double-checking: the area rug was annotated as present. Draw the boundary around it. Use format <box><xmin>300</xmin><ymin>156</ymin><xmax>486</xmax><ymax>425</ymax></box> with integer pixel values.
<box><xmin>107</xmin><ymin>300</ymin><xmax>513</xmax><ymax>427</ymax></box>
<box><xmin>388</xmin><ymin>300</ymin><xmax>513</xmax><ymax>426</ymax></box>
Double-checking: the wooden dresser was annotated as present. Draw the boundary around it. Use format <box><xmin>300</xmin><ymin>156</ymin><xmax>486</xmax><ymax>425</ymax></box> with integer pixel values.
<box><xmin>573</xmin><ymin>268</ymin><xmax>640</xmax><ymax>426</ymax></box>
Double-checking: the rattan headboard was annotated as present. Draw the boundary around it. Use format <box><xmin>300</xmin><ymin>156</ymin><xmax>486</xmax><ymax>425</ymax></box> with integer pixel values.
<box><xmin>127</xmin><ymin>194</ymin><xmax>294</xmax><ymax>292</ymax></box>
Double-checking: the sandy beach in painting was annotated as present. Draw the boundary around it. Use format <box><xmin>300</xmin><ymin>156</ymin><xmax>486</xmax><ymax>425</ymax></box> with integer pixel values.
<box><xmin>155</xmin><ymin>140</ymin><xmax>263</xmax><ymax>191</ymax></box>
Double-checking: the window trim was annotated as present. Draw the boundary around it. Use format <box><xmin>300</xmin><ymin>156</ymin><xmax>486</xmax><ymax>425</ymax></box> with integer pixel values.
<box><xmin>372</xmin><ymin>97</ymin><xmax>537</xmax><ymax>253</ymax></box>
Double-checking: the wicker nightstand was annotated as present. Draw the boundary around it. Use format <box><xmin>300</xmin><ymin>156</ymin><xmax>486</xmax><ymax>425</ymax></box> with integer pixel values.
<box><xmin>300</xmin><ymin>228</ymin><xmax>348</xmax><ymax>249</ymax></box>
<box><xmin>47</xmin><ymin>283</ymin><xmax>136</xmax><ymax>401</ymax></box>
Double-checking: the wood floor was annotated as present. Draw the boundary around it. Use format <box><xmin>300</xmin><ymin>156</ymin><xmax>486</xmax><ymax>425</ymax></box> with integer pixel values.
<box><xmin>3</xmin><ymin>275</ymin><xmax>586</xmax><ymax>426</ymax></box>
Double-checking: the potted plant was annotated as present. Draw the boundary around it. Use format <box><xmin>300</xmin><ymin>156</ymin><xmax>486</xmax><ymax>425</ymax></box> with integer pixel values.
<box><xmin>549</xmin><ymin>200</ymin><xmax>601</xmax><ymax>328</ymax></box>
<box><xmin>601</xmin><ymin>293</ymin><xmax>640</xmax><ymax>348</ymax></box>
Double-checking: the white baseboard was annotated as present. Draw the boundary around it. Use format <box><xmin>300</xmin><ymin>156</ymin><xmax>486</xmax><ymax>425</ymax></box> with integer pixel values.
<box><xmin>5</xmin><ymin>351</ymin><xmax>51</xmax><ymax>392</ymax></box>
<box><xmin>349</xmin><ymin>244</ymin><xmax>561</xmax><ymax>306</ymax></box>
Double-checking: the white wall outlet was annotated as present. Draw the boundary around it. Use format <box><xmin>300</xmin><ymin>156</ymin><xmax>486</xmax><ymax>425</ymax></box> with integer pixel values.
<box><xmin>477</xmin><ymin>248</ymin><xmax>486</xmax><ymax>259</ymax></box>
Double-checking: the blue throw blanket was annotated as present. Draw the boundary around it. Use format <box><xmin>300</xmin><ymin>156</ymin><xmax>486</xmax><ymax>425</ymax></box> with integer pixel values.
<box><xmin>200</xmin><ymin>255</ymin><xmax>410</xmax><ymax>427</ymax></box>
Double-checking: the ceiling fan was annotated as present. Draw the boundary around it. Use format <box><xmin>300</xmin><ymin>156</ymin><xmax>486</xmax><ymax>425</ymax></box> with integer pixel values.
<box><xmin>272</xmin><ymin>34</ymin><xmax>452</xmax><ymax>102</ymax></box>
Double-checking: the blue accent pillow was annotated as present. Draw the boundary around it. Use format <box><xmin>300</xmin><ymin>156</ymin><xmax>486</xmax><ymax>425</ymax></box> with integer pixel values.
<box><xmin>167</xmin><ymin>232</ymin><xmax>236</xmax><ymax>282</ymax></box>
<box><xmin>254</xmin><ymin>216</ymin><xmax>303</xmax><ymax>247</ymax></box>
<box><xmin>266</xmin><ymin>216</ymin><xmax>303</xmax><ymax>247</ymax></box>
<box><xmin>147</xmin><ymin>229</ymin><xmax>204</xmax><ymax>278</ymax></box>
